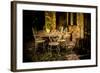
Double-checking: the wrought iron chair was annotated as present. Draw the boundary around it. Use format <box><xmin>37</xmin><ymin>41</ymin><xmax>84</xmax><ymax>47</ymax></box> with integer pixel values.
<box><xmin>48</xmin><ymin>35</ymin><xmax>60</xmax><ymax>57</ymax></box>
<box><xmin>32</xmin><ymin>28</ymin><xmax>45</xmax><ymax>55</ymax></box>
<box><xmin>65</xmin><ymin>38</ymin><xmax>77</xmax><ymax>54</ymax></box>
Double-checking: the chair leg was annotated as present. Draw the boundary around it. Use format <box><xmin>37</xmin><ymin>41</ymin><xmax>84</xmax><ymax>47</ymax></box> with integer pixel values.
<box><xmin>34</xmin><ymin>43</ymin><xmax>37</xmax><ymax>55</ymax></box>
<box><xmin>56</xmin><ymin>46</ymin><xmax>60</xmax><ymax>56</ymax></box>
<box><xmin>43</xmin><ymin>43</ymin><xmax>46</xmax><ymax>53</ymax></box>
<box><xmin>48</xmin><ymin>45</ymin><xmax>52</xmax><ymax>57</ymax></box>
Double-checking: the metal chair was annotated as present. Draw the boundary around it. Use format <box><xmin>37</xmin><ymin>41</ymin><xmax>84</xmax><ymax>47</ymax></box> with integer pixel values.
<box><xmin>32</xmin><ymin>28</ymin><xmax>45</xmax><ymax>55</ymax></box>
<box><xmin>48</xmin><ymin>36</ymin><xmax>60</xmax><ymax>57</ymax></box>
<box><xmin>65</xmin><ymin>38</ymin><xmax>77</xmax><ymax>54</ymax></box>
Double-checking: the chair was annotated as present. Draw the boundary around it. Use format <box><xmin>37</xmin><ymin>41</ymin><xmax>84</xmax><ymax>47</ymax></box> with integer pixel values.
<box><xmin>32</xmin><ymin>28</ymin><xmax>45</xmax><ymax>55</ymax></box>
<box><xmin>65</xmin><ymin>38</ymin><xmax>77</xmax><ymax>54</ymax></box>
<box><xmin>48</xmin><ymin>35</ymin><xmax>60</xmax><ymax>57</ymax></box>
<box><xmin>58</xmin><ymin>32</ymin><xmax>70</xmax><ymax>48</ymax></box>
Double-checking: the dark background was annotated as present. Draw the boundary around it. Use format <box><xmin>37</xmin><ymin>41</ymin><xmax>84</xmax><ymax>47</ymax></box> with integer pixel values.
<box><xmin>23</xmin><ymin>10</ymin><xmax>45</xmax><ymax>62</ymax></box>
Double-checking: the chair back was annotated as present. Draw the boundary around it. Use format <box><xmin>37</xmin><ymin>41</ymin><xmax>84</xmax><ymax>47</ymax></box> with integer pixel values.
<box><xmin>32</xmin><ymin>27</ymin><xmax>37</xmax><ymax>39</ymax></box>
